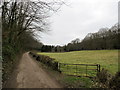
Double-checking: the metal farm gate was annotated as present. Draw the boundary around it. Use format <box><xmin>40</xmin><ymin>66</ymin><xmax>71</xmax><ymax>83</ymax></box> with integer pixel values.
<box><xmin>58</xmin><ymin>63</ymin><xmax>100</xmax><ymax>77</ymax></box>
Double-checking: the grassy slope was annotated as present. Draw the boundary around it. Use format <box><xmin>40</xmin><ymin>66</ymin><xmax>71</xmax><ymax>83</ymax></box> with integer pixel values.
<box><xmin>37</xmin><ymin>50</ymin><xmax>118</xmax><ymax>74</ymax></box>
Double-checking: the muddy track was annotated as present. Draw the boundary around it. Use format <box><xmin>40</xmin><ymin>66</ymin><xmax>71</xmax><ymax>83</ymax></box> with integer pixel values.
<box><xmin>4</xmin><ymin>52</ymin><xmax>62</xmax><ymax>88</ymax></box>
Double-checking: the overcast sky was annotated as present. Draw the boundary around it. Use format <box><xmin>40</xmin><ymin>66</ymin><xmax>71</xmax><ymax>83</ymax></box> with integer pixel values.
<box><xmin>38</xmin><ymin>0</ymin><xmax>119</xmax><ymax>46</ymax></box>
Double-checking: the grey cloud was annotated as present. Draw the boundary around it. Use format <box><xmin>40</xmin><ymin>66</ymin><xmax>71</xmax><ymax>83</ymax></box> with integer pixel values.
<box><xmin>39</xmin><ymin>0</ymin><xmax>119</xmax><ymax>46</ymax></box>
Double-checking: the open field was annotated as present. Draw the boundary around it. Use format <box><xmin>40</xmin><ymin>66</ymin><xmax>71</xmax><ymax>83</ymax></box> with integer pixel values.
<box><xmin>37</xmin><ymin>50</ymin><xmax>118</xmax><ymax>75</ymax></box>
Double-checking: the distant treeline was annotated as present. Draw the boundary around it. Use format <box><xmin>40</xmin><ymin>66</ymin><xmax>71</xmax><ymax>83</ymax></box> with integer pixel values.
<box><xmin>41</xmin><ymin>23</ymin><xmax>119</xmax><ymax>52</ymax></box>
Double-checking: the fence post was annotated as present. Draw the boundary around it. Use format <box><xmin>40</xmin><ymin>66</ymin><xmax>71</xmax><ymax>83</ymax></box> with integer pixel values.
<box><xmin>67</xmin><ymin>64</ymin><xmax>69</xmax><ymax>74</ymax></box>
<box><xmin>97</xmin><ymin>65</ymin><xmax>98</xmax><ymax>73</ymax></box>
<box><xmin>86</xmin><ymin>65</ymin><xmax>87</xmax><ymax>77</ymax></box>
<box><xmin>97</xmin><ymin>64</ymin><xmax>100</xmax><ymax>73</ymax></box>
<box><xmin>98</xmin><ymin>65</ymin><xmax>100</xmax><ymax>72</ymax></box>
<box><xmin>76</xmin><ymin>64</ymin><xmax>77</xmax><ymax>76</ymax></box>
<box><xmin>58</xmin><ymin>63</ymin><xmax>62</xmax><ymax>73</ymax></box>
<box><xmin>58</xmin><ymin>63</ymin><xmax>60</xmax><ymax>70</ymax></box>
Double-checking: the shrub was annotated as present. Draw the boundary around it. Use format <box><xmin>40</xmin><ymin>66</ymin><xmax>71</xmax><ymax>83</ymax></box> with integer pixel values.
<box><xmin>29</xmin><ymin>52</ymin><xmax>59</xmax><ymax>71</ymax></box>
<box><xmin>109</xmin><ymin>72</ymin><xmax>120</xmax><ymax>89</ymax></box>
<box><xmin>96</xmin><ymin>68</ymin><xmax>110</xmax><ymax>84</ymax></box>
<box><xmin>52</xmin><ymin>61</ymin><xmax>59</xmax><ymax>70</ymax></box>
<box><xmin>36</xmin><ymin>56</ymin><xmax>40</xmax><ymax>61</ymax></box>
<box><xmin>33</xmin><ymin>55</ymin><xmax>36</xmax><ymax>58</ymax></box>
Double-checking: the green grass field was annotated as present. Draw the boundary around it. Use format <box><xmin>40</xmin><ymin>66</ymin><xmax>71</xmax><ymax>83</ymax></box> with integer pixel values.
<box><xmin>37</xmin><ymin>50</ymin><xmax>118</xmax><ymax>75</ymax></box>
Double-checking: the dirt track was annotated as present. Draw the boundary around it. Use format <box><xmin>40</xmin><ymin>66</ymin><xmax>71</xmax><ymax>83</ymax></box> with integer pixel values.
<box><xmin>4</xmin><ymin>52</ymin><xmax>62</xmax><ymax>88</ymax></box>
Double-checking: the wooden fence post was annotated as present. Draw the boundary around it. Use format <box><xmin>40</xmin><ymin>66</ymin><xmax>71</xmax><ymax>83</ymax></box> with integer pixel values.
<box><xmin>58</xmin><ymin>63</ymin><xmax>61</xmax><ymax>73</ymax></box>
<box><xmin>58</xmin><ymin>63</ymin><xmax>60</xmax><ymax>70</ymax></box>
<box><xmin>97</xmin><ymin>65</ymin><xmax>98</xmax><ymax>73</ymax></box>
<box><xmin>76</xmin><ymin>64</ymin><xmax>77</xmax><ymax>76</ymax></box>
<box><xmin>97</xmin><ymin>64</ymin><xmax>100</xmax><ymax>73</ymax></box>
<box><xmin>67</xmin><ymin>64</ymin><xmax>69</xmax><ymax>74</ymax></box>
<box><xmin>86</xmin><ymin>65</ymin><xmax>87</xmax><ymax>77</ymax></box>
<box><xmin>98</xmin><ymin>65</ymin><xmax>100</xmax><ymax>72</ymax></box>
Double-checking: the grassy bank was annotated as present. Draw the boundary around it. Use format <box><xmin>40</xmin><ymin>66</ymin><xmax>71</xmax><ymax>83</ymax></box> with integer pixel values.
<box><xmin>2</xmin><ymin>50</ymin><xmax>24</xmax><ymax>85</ymax></box>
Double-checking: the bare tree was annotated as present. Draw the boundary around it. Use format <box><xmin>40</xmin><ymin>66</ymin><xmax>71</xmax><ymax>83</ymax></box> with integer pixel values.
<box><xmin>2</xmin><ymin>0</ymin><xmax>64</xmax><ymax>45</ymax></box>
